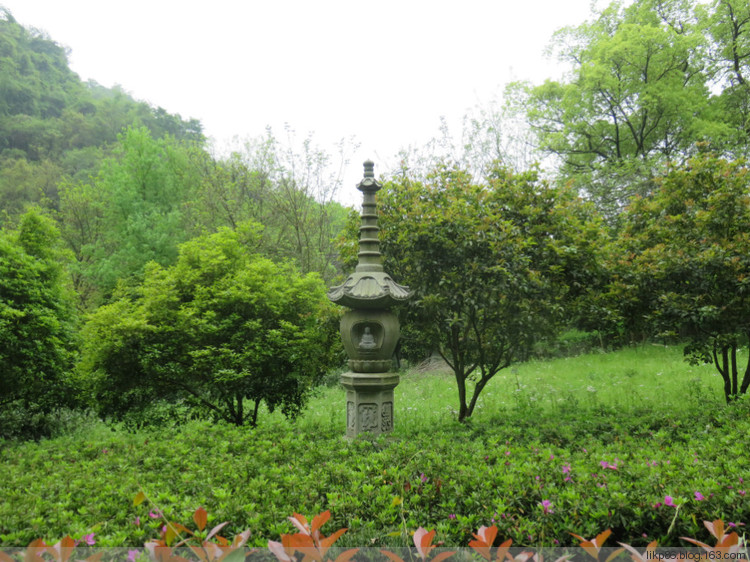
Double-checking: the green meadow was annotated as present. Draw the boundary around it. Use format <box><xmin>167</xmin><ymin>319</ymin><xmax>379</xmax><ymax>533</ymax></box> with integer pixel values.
<box><xmin>2</xmin><ymin>345</ymin><xmax>748</xmax><ymax>549</ymax></box>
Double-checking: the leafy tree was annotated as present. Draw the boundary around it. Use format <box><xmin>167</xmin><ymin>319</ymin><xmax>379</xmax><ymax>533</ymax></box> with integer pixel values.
<box><xmin>610</xmin><ymin>151</ymin><xmax>750</xmax><ymax>402</ymax></box>
<box><xmin>189</xmin><ymin>128</ymin><xmax>351</xmax><ymax>282</ymax></box>
<box><xmin>79</xmin><ymin>223</ymin><xmax>341</xmax><ymax>426</ymax></box>
<box><xmin>360</xmin><ymin>164</ymin><xmax>604</xmax><ymax>421</ymax></box>
<box><xmin>517</xmin><ymin>0</ymin><xmax>735</xmax><ymax>217</ymax></box>
<box><xmin>0</xmin><ymin>209</ymin><xmax>78</xmax><ymax>436</ymax></box>
<box><xmin>701</xmin><ymin>0</ymin><xmax>750</xmax><ymax>155</ymax></box>
<box><xmin>58</xmin><ymin>126</ymin><xmax>203</xmax><ymax>305</ymax></box>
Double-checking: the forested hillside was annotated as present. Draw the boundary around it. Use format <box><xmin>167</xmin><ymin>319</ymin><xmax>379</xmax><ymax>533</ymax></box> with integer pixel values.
<box><xmin>0</xmin><ymin>8</ymin><xmax>203</xmax><ymax>216</ymax></box>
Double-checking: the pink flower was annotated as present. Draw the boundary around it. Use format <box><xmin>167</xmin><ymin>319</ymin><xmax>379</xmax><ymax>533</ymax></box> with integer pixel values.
<box><xmin>739</xmin><ymin>490</ymin><xmax>746</xmax><ymax>496</ymax></box>
<box><xmin>81</xmin><ymin>533</ymin><xmax>96</xmax><ymax>546</ymax></box>
<box><xmin>653</xmin><ymin>502</ymin><xmax>663</xmax><ymax>509</ymax></box>
<box><xmin>540</xmin><ymin>500</ymin><xmax>554</xmax><ymax>514</ymax></box>
<box><xmin>550</xmin><ymin>454</ymin><xmax>555</xmax><ymax>460</ymax></box>
<box><xmin>562</xmin><ymin>464</ymin><xmax>571</xmax><ymax>474</ymax></box>
<box><xmin>133</xmin><ymin>516</ymin><xmax>141</xmax><ymax>526</ymax></box>
<box><xmin>694</xmin><ymin>491</ymin><xmax>705</xmax><ymax>501</ymax></box>
<box><xmin>149</xmin><ymin>510</ymin><xmax>162</xmax><ymax>519</ymax></box>
<box><xmin>664</xmin><ymin>496</ymin><xmax>676</xmax><ymax>507</ymax></box>
<box><xmin>420</xmin><ymin>473</ymin><xmax>428</xmax><ymax>483</ymax></box>
<box><xmin>448</xmin><ymin>514</ymin><xmax>456</xmax><ymax>520</ymax></box>
<box><xmin>128</xmin><ymin>550</ymin><xmax>140</xmax><ymax>562</ymax></box>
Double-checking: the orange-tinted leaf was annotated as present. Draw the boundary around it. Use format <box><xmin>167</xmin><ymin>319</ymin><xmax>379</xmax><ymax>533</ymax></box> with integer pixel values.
<box><xmin>468</xmin><ymin>540</ymin><xmax>491</xmax><ymax>561</ymax></box>
<box><xmin>206</xmin><ymin>522</ymin><xmax>229</xmax><ymax>542</ymax></box>
<box><xmin>617</xmin><ymin>542</ymin><xmax>648</xmax><ymax>562</ymax></box>
<box><xmin>495</xmin><ymin>538</ymin><xmax>513</xmax><ymax>562</ymax></box>
<box><xmin>310</xmin><ymin>511</ymin><xmax>331</xmax><ymax>535</ymax></box>
<box><xmin>232</xmin><ymin>529</ymin><xmax>251</xmax><ymax>549</ymax></box>
<box><xmin>194</xmin><ymin>507</ymin><xmax>208</xmax><ymax>532</ymax></box>
<box><xmin>268</xmin><ymin>540</ymin><xmax>291</xmax><ymax>562</ymax></box>
<box><xmin>705</xmin><ymin>520</ymin><xmax>724</xmax><ymax>542</ymax></box>
<box><xmin>717</xmin><ymin>532</ymin><xmax>739</xmax><ymax>549</ymax></box>
<box><xmin>379</xmin><ymin>550</ymin><xmax>406</xmax><ymax>562</ymax></box>
<box><xmin>134</xmin><ymin>491</ymin><xmax>146</xmax><ymax>507</ymax></box>
<box><xmin>414</xmin><ymin>528</ymin><xmax>436</xmax><ymax>560</ymax></box>
<box><xmin>334</xmin><ymin>548</ymin><xmax>359</xmax><ymax>562</ymax></box>
<box><xmin>603</xmin><ymin>547</ymin><xmax>625</xmax><ymax>562</ymax></box>
<box><xmin>172</xmin><ymin>523</ymin><xmax>192</xmax><ymax>536</ymax></box>
<box><xmin>286</xmin><ymin>533</ymin><xmax>315</xmax><ymax>550</ymax></box>
<box><xmin>289</xmin><ymin>515</ymin><xmax>310</xmax><ymax>536</ymax></box>
<box><xmin>319</xmin><ymin>528</ymin><xmax>347</xmax><ymax>550</ymax></box>
<box><xmin>594</xmin><ymin>530</ymin><xmax>612</xmax><ymax>548</ymax></box>
<box><xmin>431</xmin><ymin>551</ymin><xmax>457</xmax><ymax>562</ymax></box>
<box><xmin>299</xmin><ymin>548</ymin><xmax>322</xmax><ymax>562</ymax></box>
<box><xmin>680</xmin><ymin>537</ymin><xmax>712</xmax><ymax>551</ymax></box>
<box><xmin>187</xmin><ymin>544</ymin><xmax>210</xmax><ymax>562</ymax></box>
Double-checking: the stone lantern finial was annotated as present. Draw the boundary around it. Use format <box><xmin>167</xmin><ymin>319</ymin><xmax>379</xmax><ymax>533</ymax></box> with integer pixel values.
<box><xmin>327</xmin><ymin>160</ymin><xmax>412</xmax><ymax>437</ymax></box>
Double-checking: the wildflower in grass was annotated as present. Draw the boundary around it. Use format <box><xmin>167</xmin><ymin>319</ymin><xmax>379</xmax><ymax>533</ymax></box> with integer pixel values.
<box><xmin>128</xmin><ymin>550</ymin><xmax>140</xmax><ymax>562</ymax></box>
<box><xmin>133</xmin><ymin>516</ymin><xmax>141</xmax><ymax>526</ymax></box>
<box><xmin>600</xmin><ymin>460</ymin><xmax>618</xmax><ymax>470</ymax></box>
<box><xmin>664</xmin><ymin>496</ymin><xmax>676</xmax><ymax>507</ymax></box>
<box><xmin>562</xmin><ymin>463</ymin><xmax>572</xmax><ymax>481</ymax></box>
<box><xmin>148</xmin><ymin>510</ymin><xmax>162</xmax><ymax>519</ymax></box>
<box><xmin>81</xmin><ymin>533</ymin><xmax>96</xmax><ymax>546</ymax></box>
<box><xmin>448</xmin><ymin>514</ymin><xmax>456</xmax><ymax>520</ymax></box>
<box><xmin>694</xmin><ymin>491</ymin><xmax>705</xmax><ymax>501</ymax></box>
<box><xmin>653</xmin><ymin>502</ymin><xmax>662</xmax><ymax>508</ymax></box>
<box><xmin>740</xmin><ymin>490</ymin><xmax>746</xmax><ymax>496</ymax></box>
<box><xmin>540</xmin><ymin>500</ymin><xmax>554</xmax><ymax>514</ymax></box>
<box><xmin>420</xmin><ymin>473</ymin><xmax>428</xmax><ymax>483</ymax></box>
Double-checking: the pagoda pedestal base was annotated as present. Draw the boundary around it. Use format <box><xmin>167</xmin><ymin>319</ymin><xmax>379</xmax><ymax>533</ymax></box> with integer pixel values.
<box><xmin>340</xmin><ymin>372</ymin><xmax>400</xmax><ymax>438</ymax></box>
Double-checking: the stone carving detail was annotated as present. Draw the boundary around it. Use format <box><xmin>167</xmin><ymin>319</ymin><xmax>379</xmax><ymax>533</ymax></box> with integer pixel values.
<box><xmin>358</xmin><ymin>326</ymin><xmax>377</xmax><ymax>349</ymax></box>
<box><xmin>381</xmin><ymin>401</ymin><xmax>393</xmax><ymax>432</ymax></box>
<box><xmin>359</xmin><ymin>403</ymin><xmax>379</xmax><ymax>432</ymax></box>
<box><xmin>347</xmin><ymin>401</ymin><xmax>355</xmax><ymax>429</ymax></box>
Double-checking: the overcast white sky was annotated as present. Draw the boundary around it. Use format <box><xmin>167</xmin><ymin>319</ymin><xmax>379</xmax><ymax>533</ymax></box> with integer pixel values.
<box><xmin>3</xmin><ymin>0</ymin><xmax>596</xmax><ymax>205</ymax></box>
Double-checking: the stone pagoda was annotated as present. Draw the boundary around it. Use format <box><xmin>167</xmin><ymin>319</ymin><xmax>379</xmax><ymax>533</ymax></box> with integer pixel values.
<box><xmin>328</xmin><ymin>160</ymin><xmax>411</xmax><ymax>437</ymax></box>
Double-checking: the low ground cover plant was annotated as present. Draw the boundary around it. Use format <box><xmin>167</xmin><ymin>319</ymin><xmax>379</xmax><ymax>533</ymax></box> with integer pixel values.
<box><xmin>1</xmin><ymin>346</ymin><xmax>748</xmax><ymax>549</ymax></box>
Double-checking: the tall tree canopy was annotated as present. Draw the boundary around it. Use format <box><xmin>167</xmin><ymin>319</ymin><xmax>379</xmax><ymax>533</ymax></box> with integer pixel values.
<box><xmin>348</xmin><ymin>164</ymin><xmax>606</xmax><ymax>421</ymax></box>
<box><xmin>0</xmin><ymin>209</ymin><xmax>78</xmax><ymax>436</ymax></box>
<box><xmin>517</xmin><ymin>0</ymin><xmax>748</xmax><ymax>217</ymax></box>
<box><xmin>79</xmin><ymin>223</ymin><xmax>341</xmax><ymax>427</ymax></box>
<box><xmin>605</xmin><ymin>151</ymin><xmax>750</xmax><ymax>402</ymax></box>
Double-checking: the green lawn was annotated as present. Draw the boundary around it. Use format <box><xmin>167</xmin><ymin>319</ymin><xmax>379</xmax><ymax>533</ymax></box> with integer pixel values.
<box><xmin>1</xmin><ymin>345</ymin><xmax>748</xmax><ymax>549</ymax></box>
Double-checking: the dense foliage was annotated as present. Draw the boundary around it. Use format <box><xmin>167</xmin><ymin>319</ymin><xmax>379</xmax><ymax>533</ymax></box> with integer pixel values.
<box><xmin>514</xmin><ymin>0</ymin><xmax>750</xmax><ymax>217</ymax></box>
<box><xmin>1</xmin><ymin>346</ymin><xmax>748</xmax><ymax>548</ymax></box>
<box><xmin>608</xmin><ymin>152</ymin><xmax>750</xmax><ymax>401</ymax></box>
<box><xmin>79</xmin><ymin>223</ymin><xmax>341</xmax><ymax>427</ymax></box>
<box><xmin>348</xmin><ymin>165</ymin><xmax>605</xmax><ymax>421</ymax></box>
<box><xmin>0</xmin><ymin>210</ymin><xmax>78</xmax><ymax>438</ymax></box>
<box><xmin>0</xmin><ymin>9</ymin><xmax>203</xmax><ymax>218</ymax></box>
